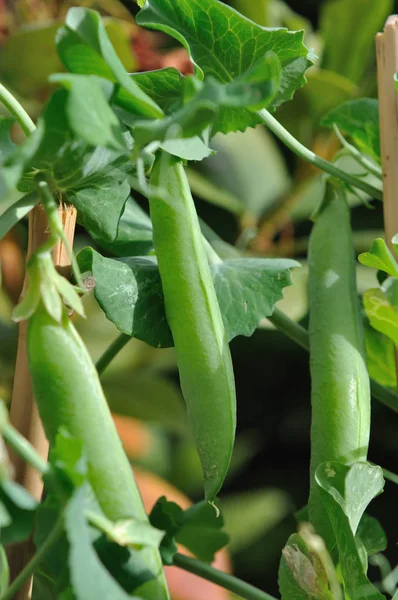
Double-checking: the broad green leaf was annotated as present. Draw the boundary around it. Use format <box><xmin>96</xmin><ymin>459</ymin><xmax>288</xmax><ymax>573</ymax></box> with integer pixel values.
<box><xmin>77</xmin><ymin>249</ymin><xmax>173</xmax><ymax>347</ymax></box>
<box><xmin>149</xmin><ymin>497</ymin><xmax>229</xmax><ymax>565</ymax></box>
<box><xmin>137</xmin><ymin>0</ymin><xmax>313</xmax><ymax>132</ymax></box>
<box><xmin>279</xmin><ymin>531</ymin><xmax>334</xmax><ymax>600</ymax></box>
<box><xmin>77</xmin><ymin>247</ymin><xmax>298</xmax><ymax>346</ymax></box>
<box><xmin>321</xmin><ymin>99</ymin><xmax>380</xmax><ymax>161</ymax></box>
<box><xmin>356</xmin><ymin>514</ymin><xmax>387</xmax><ymax>557</ymax></box>
<box><xmin>316</xmin><ymin>462</ymin><xmax>384</xmax><ymax>536</ymax></box>
<box><xmin>132</xmin><ymin>54</ymin><xmax>281</xmax><ymax>147</ymax></box>
<box><xmin>148</xmin><ymin>497</ymin><xmax>183</xmax><ymax>565</ymax></box>
<box><xmin>94</xmin><ymin>197</ymin><xmax>154</xmax><ymax>257</ymax></box>
<box><xmin>212</xmin><ymin>257</ymin><xmax>299</xmax><ymax>340</ymax></box>
<box><xmin>70</xmin><ymin>180</ymin><xmax>130</xmax><ymax>244</ymax></box>
<box><xmin>160</xmin><ymin>137</ymin><xmax>214</xmax><ymax>161</ymax></box>
<box><xmin>0</xmin><ymin>480</ymin><xmax>38</xmax><ymax>544</ymax></box>
<box><xmin>363</xmin><ymin>288</ymin><xmax>398</xmax><ymax>347</ymax></box>
<box><xmin>50</xmin><ymin>74</ymin><xmax>126</xmax><ymax>151</ymax></box>
<box><xmin>48</xmin><ymin>428</ymin><xmax>87</xmax><ymax>491</ymax></box>
<box><xmin>315</xmin><ymin>462</ymin><xmax>385</xmax><ymax>600</ymax></box>
<box><xmin>0</xmin><ymin>545</ymin><xmax>9</xmax><ymax>594</ymax></box>
<box><xmin>364</xmin><ymin>321</ymin><xmax>396</xmax><ymax>388</ymax></box>
<box><xmin>359</xmin><ymin>238</ymin><xmax>398</xmax><ymax>277</ymax></box>
<box><xmin>102</xmin><ymin>373</ymin><xmax>187</xmax><ymax>435</ymax></box>
<box><xmin>175</xmin><ymin>502</ymin><xmax>229</xmax><ymax>563</ymax></box>
<box><xmin>130</xmin><ymin>69</ymin><xmax>184</xmax><ymax>114</ymax></box>
<box><xmin>65</xmin><ymin>486</ymin><xmax>137</xmax><ymax>600</ymax></box>
<box><xmin>56</xmin><ymin>7</ymin><xmax>163</xmax><ymax>119</ymax></box>
<box><xmin>320</xmin><ymin>0</ymin><xmax>393</xmax><ymax>84</ymax></box>
<box><xmin>0</xmin><ymin>193</ymin><xmax>38</xmax><ymax>241</ymax></box>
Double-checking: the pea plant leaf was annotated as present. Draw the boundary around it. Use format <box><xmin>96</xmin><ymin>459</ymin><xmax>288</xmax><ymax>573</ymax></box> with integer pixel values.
<box><xmin>364</xmin><ymin>320</ymin><xmax>397</xmax><ymax>389</ymax></box>
<box><xmin>77</xmin><ymin>247</ymin><xmax>299</xmax><ymax>347</ymax></box>
<box><xmin>136</xmin><ymin>0</ymin><xmax>313</xmax><ymax>134</ymax></box>
<box><xmin>131</xmin><ymin>53</ymin><xmax>281</xmax><ymax>148</ymax></box>
<box><xmin>78</xmin><ymin>249</ymin><xmax>173</xmax><ymax>348</ymax></box>
<box><xmin>0</xmin><ymin>192</ymin><xmax>38</xmax><ymax>241</ymax></box>
<box><xmin>356</xmin><ymin>514</ymin><xmax>387</xmax><ymax>557</ymax></box>
<box><xmin>49</xmin><ymin>74</ymin><xmax>127</xmax><ymax>151</ymax></box>
<box><xmin>212</xmin><ymin>257</ymin><xmax>299</xmax><ymax>340</ymax></box>
<box><xmin>65</xmin><ymin>486</ymin><xmax>138</xmax><ymax>600</ymax></box>
<box><xmin>315</xmin><ymin>462</ymin><xmax>385</xmax><ymax>600</ymax></box>
<box><xmin>359</xmin><ymin>238</ymin><xmax>398</xmax><ymax>277</ymax></box>
<box><xmin>321</xmin><ymin>99</ymin><xmax>380</xmax><ymax>161</ymax></box>
<box><xmin>0</xmin><ymin>118</ymin><xmax>16</xmax><ymax>161</ymax></box>
<box><xmin>149</xmin><ymin>497</ymin><xmax>229</xmax><ymax>565</ymax></box>
<box><xmin>56</xmin><ymin>7</ymin><xmax>163</xmax><ymax>119</ymax></box>
<box><xmin>0</xmin><ymin>480</ymin><xmax>38</xmax><ymax>545</ymax></box>
<box><xmin>363</xmin><ymin>287</ymin><xmax>398</xmax><ymax>347</ymax></box>
<box><xmin>278</xmin><ymin>530</ymin><xmax>334</xmax><ymax>600</ymax></box>
<box><xmin>93</xmin><ymin>197</ymin><xmax>154</xmax><ymax>257</ymax></box>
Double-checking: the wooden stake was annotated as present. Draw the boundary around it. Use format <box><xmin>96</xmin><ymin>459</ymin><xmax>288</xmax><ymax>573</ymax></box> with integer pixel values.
<box><xmin>7</xmin><ymin>203</ymin><xmax>77</xmax><ymax>599</ymax></box>
<box><xmin>376</xmin><ymin>16</ymin><xmax>398</xmax><ymax>389</ymax></box>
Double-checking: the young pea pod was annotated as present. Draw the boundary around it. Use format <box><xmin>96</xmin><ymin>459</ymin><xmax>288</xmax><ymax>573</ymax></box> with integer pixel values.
<box><xmin>149</xmin><ymin>154</ymin><xmax>236</xmax><ymax>501</ymax></box>
<box><xmin>308</xmin><ymin>183</ymin><xmax>370</xmax><ymax>547</ymax></box>
<box><xmin>27</xmin><ymin>306</ymin><xmax>169</xmax><ymax>600</ymax></box>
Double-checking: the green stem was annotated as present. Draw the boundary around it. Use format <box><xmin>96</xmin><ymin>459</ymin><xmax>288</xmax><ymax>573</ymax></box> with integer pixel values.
<box><xmin>96</xmin><ymin>333</ymin><xmax>131</xmax><ymax>376</ymax></box>
<box><xmin>1</xmin><ymin>423</ymin><xmax>48</xmax><ymax>475</ymax></box>
<box><xmin>268</xmin><ymin>308</ymin><xmax>309</xmax><ymax>351</ymax></box>
<box><xmin>0</xmin><ymin>82</ymin><xmax>36</xmax><ymax>136</ymax></box>
<box><xmin>0</xmin><ymin>515</ymin><xmax>64</xmax><ymax>600</ymax></box>
<box><xmin>258</xmin><ymin>109</ymin><xmax>383</xmax><ymax>201</ymax></box>
<box><xmin>268</xmin><ymin>309</ymin><xmax>398</xmax><ymax>412</ymax></box>
<box><xmin>332</xmin><ymin>125</ymin><xmax>383</xmax><ymax>179</ymax></box>
<box><xmin>173</xmin><ymin>553</ymin><xmax>278</xmax><ymax>600</ymax></box>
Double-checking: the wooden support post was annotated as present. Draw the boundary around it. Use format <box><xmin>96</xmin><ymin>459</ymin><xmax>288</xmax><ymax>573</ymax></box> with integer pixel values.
<box><xmin>376</xmin><ymin>16</ymin><xmax>398</xmax><ymax>389</ymax></box>
<box><xmin>7</xmin><ymin>203</ymin><xmax>77</xmax><ymax>599</ymax></box>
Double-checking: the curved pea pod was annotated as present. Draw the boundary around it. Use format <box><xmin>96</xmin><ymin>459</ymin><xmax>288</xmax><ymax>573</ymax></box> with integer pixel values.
<box><xmin>149</xmin><ymin>154</ymin><xmax>236</xmax><ymax>502</ymax></box>
<box><xmin>27</xmin><ymin>306</ymin><xmax>169</xmax><ymax>600</ymax></box>
<box><xmin>308</xmin><ymin>183</ymin><xmax>370</xmax><ymax>548</ymax></box>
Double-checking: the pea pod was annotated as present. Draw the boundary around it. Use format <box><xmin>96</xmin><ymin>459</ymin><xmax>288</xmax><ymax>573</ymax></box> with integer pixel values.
<box><xmin>308</xmin><ymin>184</ymin><xmax>370</xmax><ymax>547</ymax></box>
<box><xmin>149</xmin><ymin>153</ymin><xmax>236</xmax><ymax>501</ymax></box>
<box><xmin>27</xmin><ymin>305</ymin><xmax>169</xmax><ymax>600</ymax></box>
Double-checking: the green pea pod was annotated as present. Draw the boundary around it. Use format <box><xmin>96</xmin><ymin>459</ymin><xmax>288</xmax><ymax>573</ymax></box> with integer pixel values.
<box><xmin>149</xmin><ymin>153</ymin><xmax>236</xmax><ymax>501</ymax></box>
<box><xmin>308</xmin><ymin>183</ymin><xmax>370</xmax><ymax>548</ymax></box>
<box><xmin>28</xmin><ymin>306</ymin><xmax>169</xmax><ymax>600</ymax></box>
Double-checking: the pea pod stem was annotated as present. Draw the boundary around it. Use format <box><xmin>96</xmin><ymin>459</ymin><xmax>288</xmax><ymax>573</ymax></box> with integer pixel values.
<box><xmin>0</xmin><ymin>515</ymin><xmax>64</xmax><ymax>600</ymax></box>
<box><xmin>173</xmin><ymin>554</ymin><xmax>278</xmax><ymax>600</ymax></box>
<box><xmin>0</xmin><ymin>82</ymin><xmax>36</xmax><ymax>136</ymax></box>
<box><xmin>1</xmin><ymin>421</ymin><xmax>48</xmax><ymax>475</ymax></box>
<box><xmin>257</xmin><ymin>109</ymin><xmax>383</xmax><ymax>201</ymax></box>
<box><xmin>96</xmin><ymin>333</ymin><xmax>131</xmax><ymax>376</ymax></box>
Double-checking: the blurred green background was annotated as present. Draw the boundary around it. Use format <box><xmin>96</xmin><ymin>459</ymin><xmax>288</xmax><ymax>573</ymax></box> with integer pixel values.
<box><xmin>0</xmin><ymin>0</ymin><xmax>397</xmax><ymax>597</ymax></box>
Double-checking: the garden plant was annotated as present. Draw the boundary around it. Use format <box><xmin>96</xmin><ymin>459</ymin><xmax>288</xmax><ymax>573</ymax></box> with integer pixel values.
<box><xmin>0</xmin><ymin>0</ymin><xmax>398</xmax><ymax>599</ymax></box>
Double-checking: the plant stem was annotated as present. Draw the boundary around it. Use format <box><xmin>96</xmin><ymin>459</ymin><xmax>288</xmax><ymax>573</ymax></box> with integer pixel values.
<box><xmin>173</xmin><ymin>554</ymin><xmax>278</xmax><ymax>600</ymax></box>
<box><xmin>332</xmin><ymin>125</ymin><xmax>383</xmax><ymax>179</ymax></box>
<box><xmin>257</xmin><ymin>109</ymin><xmax>383</xmax><ymax>201</ymax></box>
<box><xmin>268</xmin><ymin>308</ymin><xmax>309</xmax><ymax>351</ymax></box>
<box><xmin>96</xmin><ymin>333</ymin><xmax>131</xmax><ymax>376</ymax></box>
<box><xmin>1</xmin><ymin>423</ymin><xmax>48</xmax><ymax>475</ymax></box>
<box><xmin>0</xmin><ymin>515</ymin><xmax>64</xmax><ymax>600</ymax></box>
<box><xmin>0</xmin><ymin>82</ymin><xmax>36</xmax><ymax>136</ymax></box>
<box><xmin>268</xmin><ymin>309</ymin><xmax>398</xmax><ymax>412</ymax></box>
